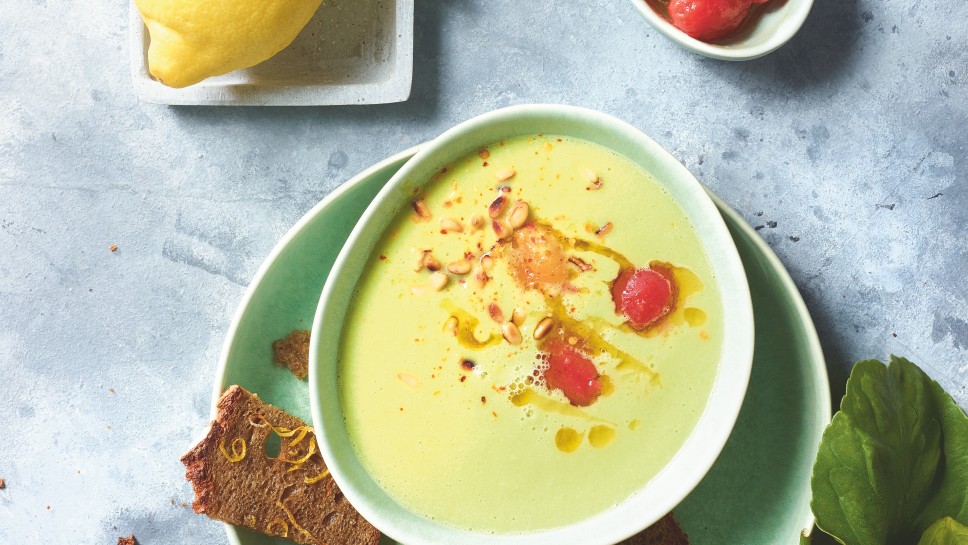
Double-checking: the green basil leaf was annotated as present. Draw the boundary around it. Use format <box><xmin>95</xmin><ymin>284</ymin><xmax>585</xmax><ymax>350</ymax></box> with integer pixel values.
<box><xmin>811</xmin><ymin>357</ymin><xmax>943</xmax><ymax>545</ymax></box>
<box><xmin>916</xmin><ymin>517</ymin><xmax>968</xmax><ymax>545</ymax></box>
<box><xmin>917</xmin><ymin>377</ymin><xmax>968</xmax><ymax>529</ymax></box>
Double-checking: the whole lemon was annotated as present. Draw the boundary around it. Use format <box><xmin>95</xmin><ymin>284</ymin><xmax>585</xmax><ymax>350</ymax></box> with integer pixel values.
<box><xmin>134</xmin><ymin>0</ymin><xmax>324</xmax><ymax>88</ymax></box>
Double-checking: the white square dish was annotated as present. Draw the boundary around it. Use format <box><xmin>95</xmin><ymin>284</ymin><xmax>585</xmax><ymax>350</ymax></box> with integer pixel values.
<box><xmin>129</xmin><ymin>0</ymin><xmax>413</xmax><ymax>106</ymax></box>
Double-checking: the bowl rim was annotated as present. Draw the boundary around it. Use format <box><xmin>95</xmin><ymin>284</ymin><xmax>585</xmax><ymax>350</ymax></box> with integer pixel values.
<box><xmin>309</xmin><ymin>104</ymin><xmax>755</xmax><ymax>545</ymax></box>
<box><xmin>627</xmin><ymin>0</ymin><xmax>814</xmax><ymax>61</ymax></box>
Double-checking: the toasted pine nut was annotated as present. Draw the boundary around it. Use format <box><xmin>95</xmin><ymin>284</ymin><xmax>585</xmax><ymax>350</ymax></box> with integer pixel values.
<box><xmin>488</xmin><ymin>303</ymin><xmax>505</xmax><ymax>323</ymax></box>
<box><xmin>444</xmin><ymin>316</ymin><xmax>459</xmax><ymax>336</ymax></box>
<box><xmin>488</xmin><ymin>195</ymin><xmax>509</xmax><ymax>218</ymax></box>
<box><xmin>413</xmin><ymin>199</ymin><xmax>432</xmax><ymax>220</ymax></box>
<box><xmin>469</xmin><ymin>213</ymin><xmax>485</xmax><ymax>230</ymax></box>
<box><xmin>495</xmin><ymin>168</ymin><xmax>516</xmax><ymax>182</ymax></box>
<box><xmin>595</xmin><ymin>222</ymin><xmax>613</xmax><ymax>237</ymax></box>
<box><xmin>429</xmin><ymin>271</ymin><xmax>448</xmax><ymax>291</ymax></box>
<box><xmin>533</xmin><ymin>317</ymin><xmax>554</xmax><ymax>340</ymax></box>
<box><xmin>480</xmin><ymin>254</ymin><xmax>495</xmax><ymax>270</ymax></box>
<box><xmin>507</xmin><ymin>201</ymin><xmax>530</xmax><ymax>229</ymax></box>
<box><xmin>568</xmin><ymin>256</ymin><xmax>592</xmax><ymax>272</ymax></box>
<box><xmin>492</xmin><ymin>220</ymin><xmax>511</xmax><ymax>240</ymax></box>
<box><xmin>473</xmin><ymin>270</ymin><xmax>490</xmax><ymax>289</ymax></box>
<box><xmin>583</xmin><ymin>168</ymin><xmax>598</xmax><ymax>184</ymax></box>
<box><xmin>440</xmin><ymin>217</ymin><xmax>464</xmax><ymax>233</ymax></box>
<box><xmin>511</xmin><ymin>308</ymin><xmax>526</xmax><ymax>327</ymax></box>
<box><xmin>502</xmin><ymin>322</ymin><xmax>522</xmax><ymax>345</ymax></box>
<box><xmin>414</xmin><ymin>250</ymin><xmax>427</xmax><ymax>272</ymax></box>
<box><xmin>447</xmin><ymin>260</ymin><xmax>472</xmax><ymax>275</ymax></box>
<box><xmin>568</xmin><ymin>336</ymin><xmax>579</xmax><ymax>346</ymax></box>
<box><xmin>423</xmin><ymin>252</ymin><xmax>441</xmax><ymax>272</ymax></box>
<box><xmin>397</xmin><ymin>373</ymin><xmax>420</xmax><ymax>388</ymax></box>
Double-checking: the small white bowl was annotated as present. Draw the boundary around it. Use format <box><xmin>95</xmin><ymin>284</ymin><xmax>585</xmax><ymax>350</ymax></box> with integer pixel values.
<box><xmin>628</xmin><ymin>0</ymin><xmax>813</xmax><ymax>60</ymax></box>
<box><xmin>310</xmin><ymin>105</ymin><xmax>755</xmax><ymax>545</ymax></box>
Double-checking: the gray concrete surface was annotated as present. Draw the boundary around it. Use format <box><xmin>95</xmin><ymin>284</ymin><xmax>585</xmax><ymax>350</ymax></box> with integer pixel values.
<box><xmin>0</xmin><ymin>0</ymin><xmax>965</xmax><ymax>543</ymax></box>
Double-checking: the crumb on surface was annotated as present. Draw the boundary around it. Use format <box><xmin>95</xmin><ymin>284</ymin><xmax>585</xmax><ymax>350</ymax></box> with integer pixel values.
<box><xmin>109</xmin><ymin>244</ymin><xmax>118</xmax><ymax>252</ymax></box>
<box><xmin>272</xmin><ymin>329</ymin><xmax>310</xmax><ymax>380</ymax></box>
<box><xmin>0</xmin><ymin>477</ymin><xmax>5</xmax><ymax>489</ymax></box>
<box><xmin>118</xmin><ymin>535</ymin><xmax>136</xmax><ymax>545</ymax></box>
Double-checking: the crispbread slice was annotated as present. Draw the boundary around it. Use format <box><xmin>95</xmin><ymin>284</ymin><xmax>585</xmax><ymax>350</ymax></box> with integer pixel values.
<box><xmin>621</xmin><ymin>513</ymin><xmax>690</xmax><ymax>545</ymax></box>
<box><xmin>181</xmin><ymin>385</ymin><xmax>380</xmax><ymax>545</ymax></box>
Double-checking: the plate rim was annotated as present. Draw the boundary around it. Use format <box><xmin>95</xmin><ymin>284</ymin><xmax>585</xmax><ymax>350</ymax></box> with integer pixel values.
<box><xmin>213</xmin><ymin>144</ymin><xmax>830</xmax><ymax>544</ymax></box>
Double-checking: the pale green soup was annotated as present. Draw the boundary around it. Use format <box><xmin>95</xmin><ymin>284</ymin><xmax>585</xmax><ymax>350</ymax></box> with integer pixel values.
<box><xmin>339</xmin><ymin>135</ymin><xmax>722</xmax><ymax>533</ymax></box>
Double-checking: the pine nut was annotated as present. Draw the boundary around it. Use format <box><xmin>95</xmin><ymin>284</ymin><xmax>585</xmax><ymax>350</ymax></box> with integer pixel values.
<box><xmin>469</xmin><ymin>213</ymin><xmax>485</xmax><ymax>230</ymax></box>
<box><xmin>412</xmin><ymin>199</ymin><xmax>432</xmax><ymax>220</ymax></box>
<box><xmin>533</xmin><ymin>317</ymin><xmax>554</xmax><ymax>340</ymax></box>
<box><xmin>511</xmin><ymin>308</ymin><xmax>526</xmax><ymax>327</ymax></box>
<box><xmin>414</xmin><ymin>249</ymin><xmax>427</xmax><ymax>272</ymax></box>
<box><xmin>488</xmin><ymin>303</ymin><xmax>505</xmax><ymax>323</ymax></box>
<box><xmin>495</xmin><ymin>168</ymin><xmax>516</xmax><ymax>182</ymax></box>
<box><xmin>584</xmin><ymin>168</ymin><xmax>598</xmax><ymax>184</ymax></box>
<box><xmin>473</xmin><ymin>270</ymin><xmax>491</xmax><ymax>288</ymax></box>
<box><xmin>480</xmin><ymin>254</ymin><xmax>494</xmax><ymax>270</ymax></box>
<box><xmin>568</xmin><ymin>256</ymin><xmax>592</xmax><ymax>272</ymax></box>
<box><xmin>444</xmin><ymin>316</ymin><xmax>458</xmax><ymax>336</ymax></box>
<box><xmin>440</xmin><ymin>217</ymin><xmax>464</xmax><ymax>233</ymax></box>
<box><xmin>507</xmin><ymin>201</ymin><xmax>530</xmax><ymax>229</ymax></box>
<box><xmin>429</xmin><ymin>272</ymin><xmax>448</xmax><ymax>291</ymax></box>
<box><xmin>423</xmin><ymin>252</ymin><xmax>441</xmax><ymax>272</ymax></box>
<box><xmin>446</xmin><ymin>260</ymin><xmax>472</xmax><ymax>275</ymax></box>
<box><xmin>492</xmin><ymin>220</ymin><xmax>511</xmax><ymax>240</ymax></box>
<box><xmin>502</xmin><ymin>322</ymin><xmax>522</xmax><ymax>345</ymax></box>
<box><xmin>489</xmin><ymin>195</ymin><xmax>509</xmax><ymax>218</ymax></box>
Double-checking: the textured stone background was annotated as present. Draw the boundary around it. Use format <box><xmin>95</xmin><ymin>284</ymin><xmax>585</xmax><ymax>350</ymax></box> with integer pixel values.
<box><xmin>0</xmin><ymin>0</ymin><xmax>965</xmax><ymax>543</ymax></box>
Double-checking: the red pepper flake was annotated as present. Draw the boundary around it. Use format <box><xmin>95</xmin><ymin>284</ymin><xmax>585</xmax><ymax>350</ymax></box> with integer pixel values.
<box><xmin>481</xmin><ymin>396</ymin><xmax>487</xmax><ymax>404</ymax></box>
<box><xmin>460</xmin><ymin>359</ymin><xmax>476</xmax><ymax>371</ymax></box>
<box><xmin>479</xmin><ymin>150</ymin><xmax>490</xmax><ymax>160</ymax></box>
<box><xmin>379</xmin><ymin>255</ymin><xmax>387</xmax><ymax>261</ymax></box>
<box><xmin>556</xmin><ymin>138</ymin><xmax>563</xmax><ymax>142</ymax></box>
<box><xmin>482</xmin><ymin>161</ymin><xmax>489</xmax><ymax>167</ymax></box>
<box><xmin>460</xmin><ymin>376</ymin><xmax>467</xmax><ymax>383</ymax></box>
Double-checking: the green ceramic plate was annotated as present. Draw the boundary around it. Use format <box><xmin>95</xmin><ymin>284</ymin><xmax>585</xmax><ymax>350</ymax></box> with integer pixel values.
<box><xmin>212</xmin><ymin>146</ymin><xmax>830</xmax><ymax>545</ymax></box>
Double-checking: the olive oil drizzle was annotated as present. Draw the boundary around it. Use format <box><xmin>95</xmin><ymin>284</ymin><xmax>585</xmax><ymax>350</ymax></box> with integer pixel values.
<box><xmin>543</xmin><ymin>298</ymin><xmax>660</xmax><ymax>384</ymax></box>
<box><xmin>442</xmin><ymin>302</ymin><xmax>502</xmax><ymax>349</ymax></box>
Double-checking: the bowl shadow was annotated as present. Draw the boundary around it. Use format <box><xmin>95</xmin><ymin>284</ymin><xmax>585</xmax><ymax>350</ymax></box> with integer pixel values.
<box><xmin>701</xmin><ymin>0</ymin><xmax>863</xmax><ymax>92</ymax></box>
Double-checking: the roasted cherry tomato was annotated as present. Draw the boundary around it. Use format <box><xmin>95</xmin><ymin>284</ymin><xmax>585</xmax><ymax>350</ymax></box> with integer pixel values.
<box><xmin>667</xmin><ymin>0</ymin><xmax>753</xmax><ymax>42</ymax></box>
<box><xmin>611</xmin><ymin>266</ymin><xmax>677</xmax><ymax>330</ymax></box>
<box><xmin>542</xmin><ymin>339</ymin><xmax>602</xmax><ymax>407</ymax></box>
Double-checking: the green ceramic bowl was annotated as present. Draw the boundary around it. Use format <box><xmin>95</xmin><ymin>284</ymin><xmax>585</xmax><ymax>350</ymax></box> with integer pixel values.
<box><xmin>309</xmin><ymin>105</ymin><xmax>755</xmax><ymax>544</ymax></box>
<box><xmin>213</xmin><ymin>145</ymin><xmax>829</xmax><ymax>545</ymax></box>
